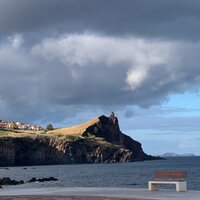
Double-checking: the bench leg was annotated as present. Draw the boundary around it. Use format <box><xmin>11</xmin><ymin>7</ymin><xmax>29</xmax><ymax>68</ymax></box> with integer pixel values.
<box><xmin>148</xmin><ymin>182</ymin><xmax>159</xmax><ymax>191</ymax></box>
<box><xmin>176</xmin><ymin>182</ymin><xmax>187</xmax><ymax>192</ymax></box>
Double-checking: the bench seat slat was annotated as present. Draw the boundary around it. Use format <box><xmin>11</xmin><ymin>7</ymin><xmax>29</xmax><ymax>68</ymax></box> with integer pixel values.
<box><xmin>155</xmin><ymin>171</ymin><xmax>186</xmax><ymax>180</ymax></box>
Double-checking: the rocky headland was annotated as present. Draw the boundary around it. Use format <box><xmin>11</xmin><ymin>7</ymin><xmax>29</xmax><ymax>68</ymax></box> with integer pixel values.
<box><xmin>0</xmin><ymin>113</ymin><xmax>158</xmax><ymax>166</ymax></box>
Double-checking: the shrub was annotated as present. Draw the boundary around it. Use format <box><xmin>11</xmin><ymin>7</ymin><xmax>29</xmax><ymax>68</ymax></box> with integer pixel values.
<box><xmin>46</xmin><ymin>124</ymin><xmax>54</xmax><ymax>131</ymax></box>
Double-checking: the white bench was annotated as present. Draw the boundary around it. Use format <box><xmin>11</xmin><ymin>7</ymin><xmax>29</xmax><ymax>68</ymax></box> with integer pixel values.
<box><xmin>148</xmin><ymin>171</ymin><xmax>187</xmax><ymax>192</ymax></box>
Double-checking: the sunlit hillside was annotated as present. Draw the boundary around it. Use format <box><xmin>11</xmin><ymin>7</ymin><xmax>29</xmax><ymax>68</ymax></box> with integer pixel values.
<box><xmin>48</xmin><ymin>117</ymin><xmax>100</xmax><ymax>136</ymax></box>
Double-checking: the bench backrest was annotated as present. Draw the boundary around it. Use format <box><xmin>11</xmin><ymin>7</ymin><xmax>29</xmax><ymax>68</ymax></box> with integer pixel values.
<box><xmin>155</xmin><ymin>171</ymin><xmax>187</xmax><ymax>180</ymax></box>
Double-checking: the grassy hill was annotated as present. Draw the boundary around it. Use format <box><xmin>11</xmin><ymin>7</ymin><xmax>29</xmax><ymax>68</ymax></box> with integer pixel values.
<box><xmin>0</xmin><ymin>116</ymin><xmax>100</xmax><ymax>138</ymax></box>
<box><xmin>48</xmin><ymin>117</ymin><xmax>100</xmax><ymax>136</ymax></box>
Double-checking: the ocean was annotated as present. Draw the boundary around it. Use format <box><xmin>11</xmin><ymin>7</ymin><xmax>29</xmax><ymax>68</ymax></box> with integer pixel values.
<box><xmin>1</xmin><ymin>157</ymin><xmax>200</xmax><ymax>191</ymax></box>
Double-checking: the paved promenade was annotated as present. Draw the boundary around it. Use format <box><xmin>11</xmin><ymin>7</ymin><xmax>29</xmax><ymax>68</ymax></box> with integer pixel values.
<box><xmin>0</xmin><ymin>187</ymin><xmax>200</xmax><ymax>200</ymax></box>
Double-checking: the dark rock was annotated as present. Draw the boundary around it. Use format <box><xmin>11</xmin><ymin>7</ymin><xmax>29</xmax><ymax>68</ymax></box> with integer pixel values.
<box><xmin>0</xmin><ymin>139</ymin><xmax>15</xmax><ymax>166</ymax></box>
<box><xmin>27</xmin><ymin>177</ymin><xmax>37</xmax><ymax>183</ymax></box>
<box><xmin>18</xmin><ymin>180</ymin><xmax>24</xmax><ymax>184</ymax></box>
<box><xmin>38</xmin><ymin>177</ymin><xmax>58</xmax><ymax>182</ymax></box>
<box><xmin>28</xmin><ymin>177</ymin><xmax>58</xmax><ymax>183</ymax></box>
<box><xmin>0</xmin><ymin>177</ymin><xmax>24</xmax><ymax>185</ymax></box>
<box><xmin>82</xmin><ymin>113</ymin><xmax>153</xmax><ymax>161</ymax></box>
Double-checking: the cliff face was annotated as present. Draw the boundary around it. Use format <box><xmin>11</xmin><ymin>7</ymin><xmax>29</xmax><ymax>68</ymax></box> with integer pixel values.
<box><xmin>0</xmin><ymin>114</ymin><xmax>156</xmax><ymax>166</ymax></box>
<box><xmin>0</xmin><ymin>139</ymin><xmax>15</xmax><ymax>166</ymax></box>
<box><xmin>82</xmin><ymin>113</ymin><xmax>151</xmax><ymax>161</ymax></box>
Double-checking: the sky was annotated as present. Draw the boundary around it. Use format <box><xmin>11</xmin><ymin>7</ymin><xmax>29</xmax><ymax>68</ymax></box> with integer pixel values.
<box><xmin>1</xmin><ymin>0</ymin><xmax>200</xmax><ymax>155</ymax></box>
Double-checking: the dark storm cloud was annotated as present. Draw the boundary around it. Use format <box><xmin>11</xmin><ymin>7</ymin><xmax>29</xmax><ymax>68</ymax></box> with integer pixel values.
<box><xmin>1</xmin><ymin>0</ymin><xmax>200</xmax><ymax>40</ymax></box>
<box><xmin>1</xmin><ymin>0</ymin><xmax>200</xmax><ymax>125</ymax></box>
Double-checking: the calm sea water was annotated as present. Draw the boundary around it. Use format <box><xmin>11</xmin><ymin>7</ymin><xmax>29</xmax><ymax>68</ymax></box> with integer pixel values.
<box><xmin>1</xmin><ymin>157</ymin><xmax>200</xmax><ymax>190</ymax></box>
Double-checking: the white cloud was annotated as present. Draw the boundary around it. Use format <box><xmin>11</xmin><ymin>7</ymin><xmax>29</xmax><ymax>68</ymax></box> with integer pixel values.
<box><xmin>31</xmin><ymin>34</ymin><xmax>175</xmax><ymax>90</ymax></box>
<box><xmin>32</xmin><ymin>33</ymin><xmax>200</xmax><ymax>94</ymax></box>
<box><xmin>8</xmin><ymin>34</ymin><xmax>24</xmax><ymax>49</ymax></box>
<box><xmin>126</xmin><ymin>68</ymin><xmax>148</xmax><ymax>89</ymax></box>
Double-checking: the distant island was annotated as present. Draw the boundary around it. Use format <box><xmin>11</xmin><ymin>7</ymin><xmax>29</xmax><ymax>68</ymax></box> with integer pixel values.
<box><xmin>0</xmin><ymin>113</ymin><xmax>159</xmax><ymax>166</ymax></box>
<box><xmin>161</xmin><ymin>152</ymin><xmax>196</xmax><ymax>157</ymax></box>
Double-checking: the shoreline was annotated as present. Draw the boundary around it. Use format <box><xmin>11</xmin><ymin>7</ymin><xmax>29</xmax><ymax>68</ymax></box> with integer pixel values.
<box><xmin>1</xmin><ymin>187</ymin><xmax>200</xmax><ymax>200</ymax></box>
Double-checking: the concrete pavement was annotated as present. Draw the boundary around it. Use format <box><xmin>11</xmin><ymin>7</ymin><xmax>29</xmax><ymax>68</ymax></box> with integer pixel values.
<box><xmin>0</xmin><ymin>187</ymin><xmax>200</xmax><ymax>200</ymax></box>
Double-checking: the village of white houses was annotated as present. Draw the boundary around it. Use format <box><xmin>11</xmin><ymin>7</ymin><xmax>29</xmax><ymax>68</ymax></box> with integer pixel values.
<box><xmin>0</xmin><ymin>120</ymin><xmax>43</xmax><ymax>131</ymax></box>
